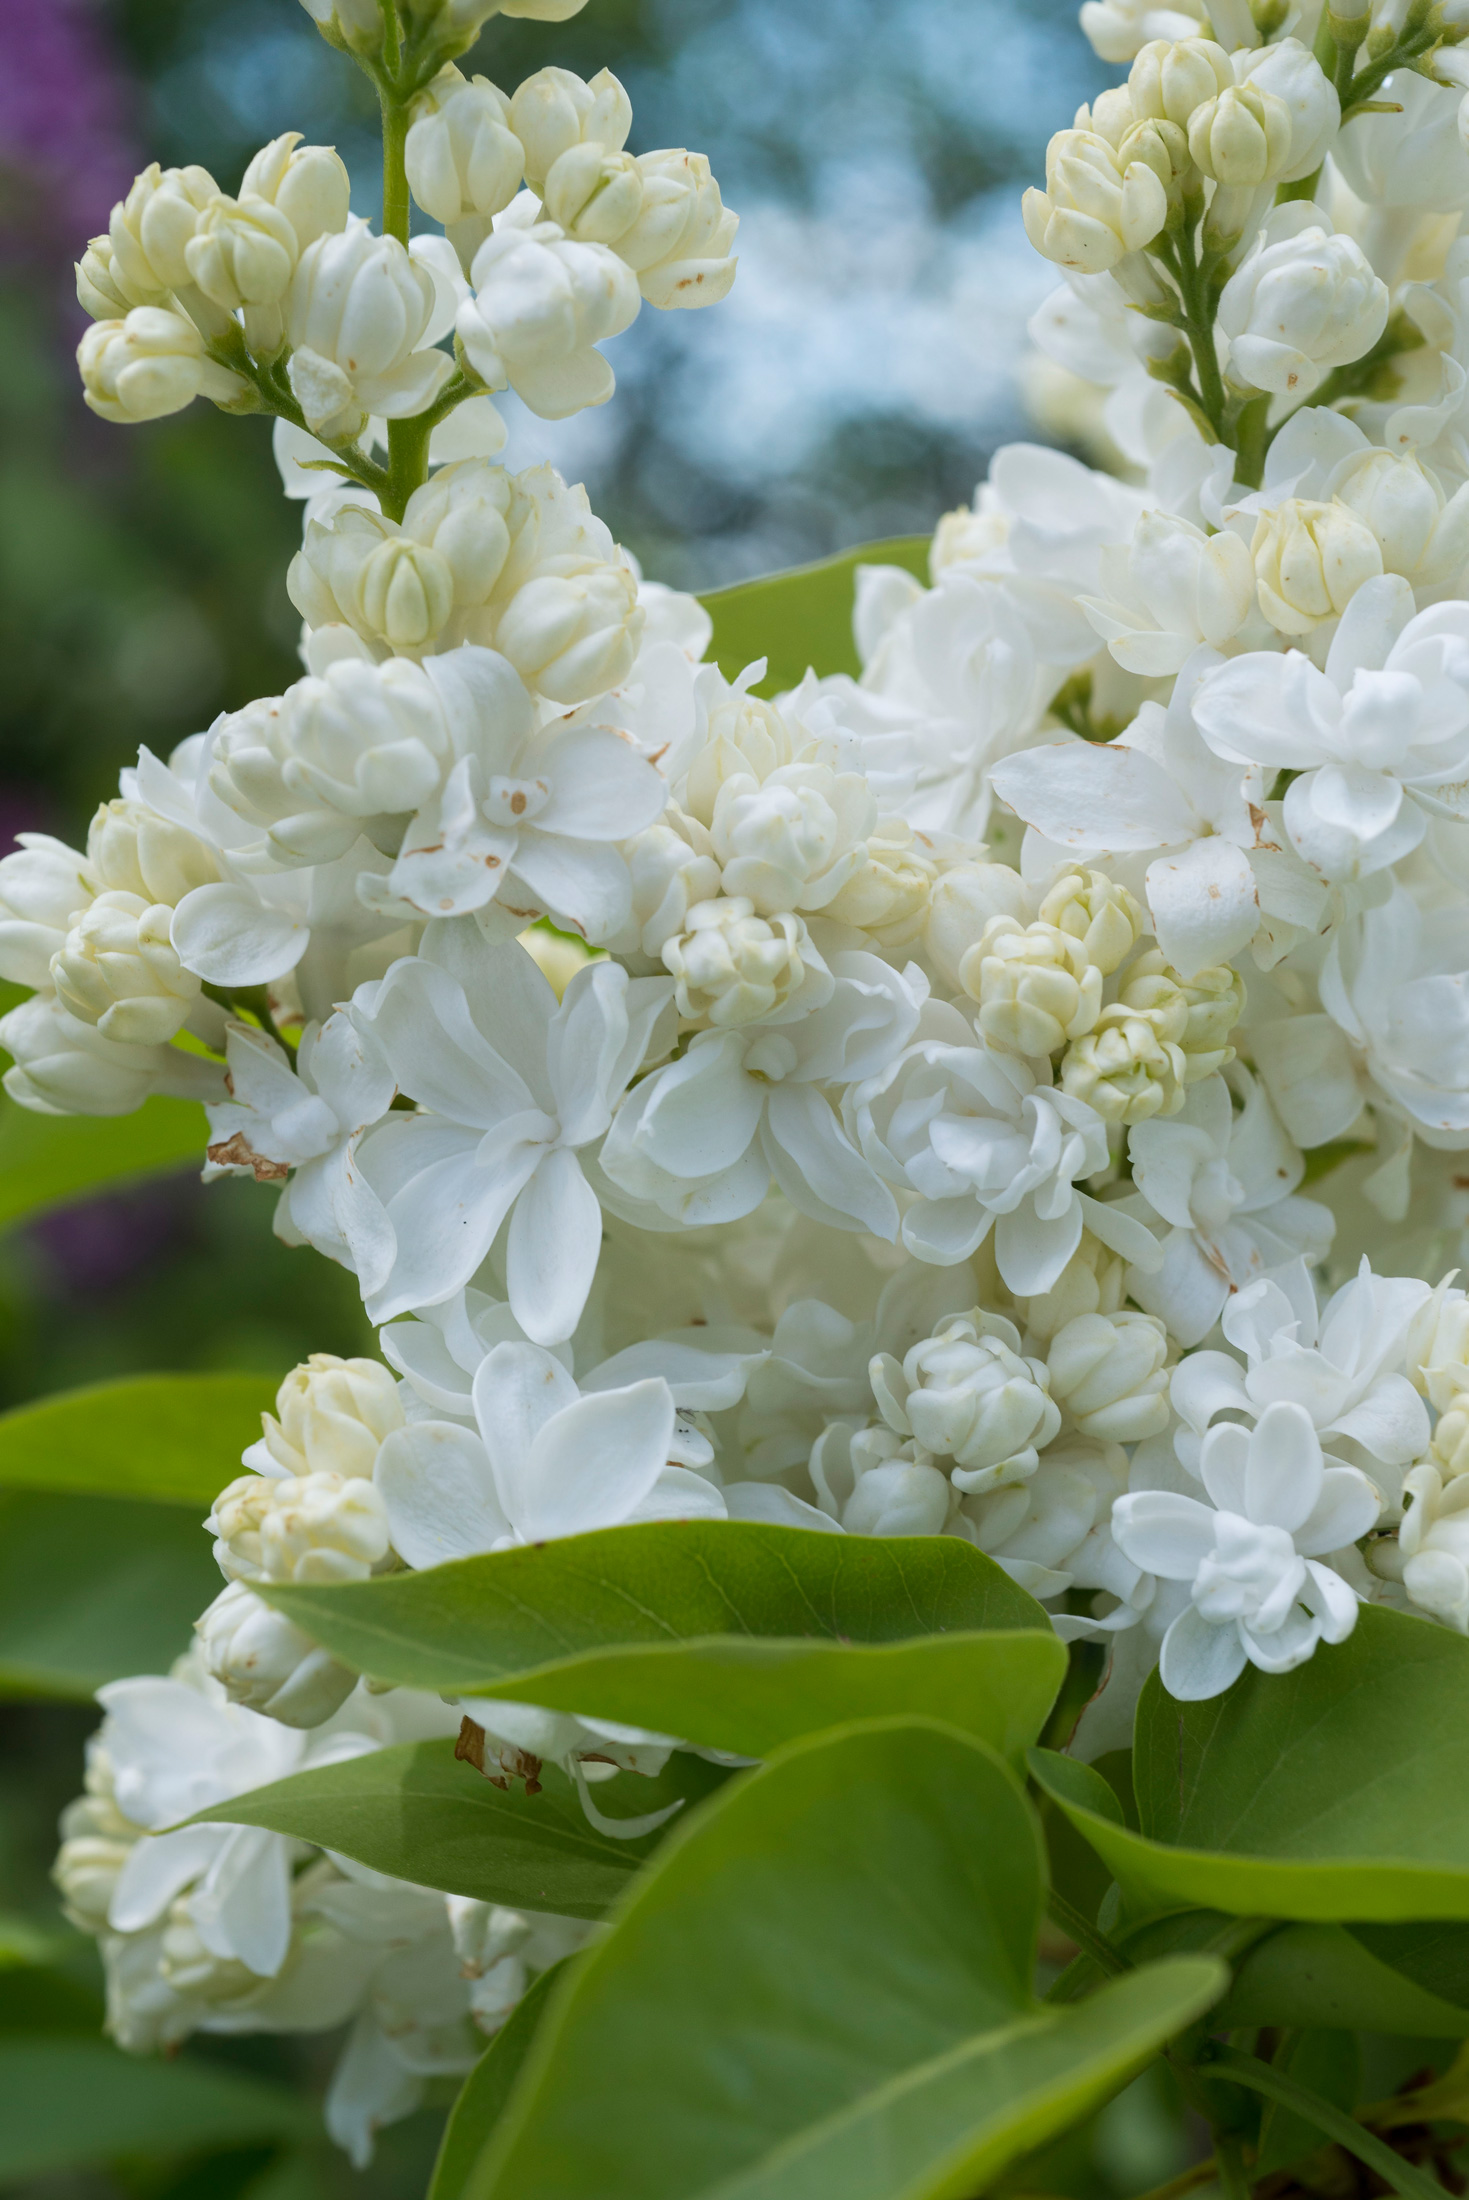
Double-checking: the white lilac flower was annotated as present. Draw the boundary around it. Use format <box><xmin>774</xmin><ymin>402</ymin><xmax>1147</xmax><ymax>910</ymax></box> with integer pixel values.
<box><xmin>1171</xmin><ymin>1259</ymin><xmax>1433</xmax><ymax>1492</ymax></box>
<box><xmin>373</xmin><ymin>1338</ymin><xmax>725</xmax><ymax>1561</ymax></box>
<box><xmin>843</xmin><ymin>996</ymin><xmax>1160</xmax><ymax>1294</ymax></box>
<box><xmin>1119</xmin><ymin>1071</ymin><xmax>1335</xmax><ymax>1345</ymax></box>
<box><xmin>1111</xmin><ymin>1400</ymin><xmax>1378</xmax><ymax>1698</ymax></box>
<box><xmin>1191</xmin><ymin>576</ymin><xmax>1469</xmax><ymax>883</ymax></box>
<box><xmin>598</xmin><ymin>952</ymin><xmax>917</xmax><ymax>1239</ymax></box>
<box><xmin>350</xmin><ymin>935</ymin><xmax>674</xmax><ymax>1340</ymax></box>
<box><xmin>868</xmin><ymin>1310</ymin><xmax>1060</xmax><ymax>1495</ymax></box>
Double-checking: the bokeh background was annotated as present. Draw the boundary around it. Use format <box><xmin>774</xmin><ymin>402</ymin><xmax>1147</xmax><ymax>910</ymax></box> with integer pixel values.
<box><xmin>0</xmin><ymin>4</ymin><xmax>1180</xmax><ymax>2195</ymax></box>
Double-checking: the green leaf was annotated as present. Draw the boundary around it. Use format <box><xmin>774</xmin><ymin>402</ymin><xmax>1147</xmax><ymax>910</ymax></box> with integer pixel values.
<box><xmin>0</xmin><ymin>2038</ymin><xmax>309</xmax><ymax>2180</ymax></box>
<box><xmin>261</xmin><ymin>1520</ymin><xmax>1047</xmax><ymax>1698</ymax></box>
<box><xmin>0</xmin><ymin>1090</ymin><xmax>206</xmax><ymax>1232</ymax></box>
<box><xmin>1253</xmin><ymin>2031</ymin><xmax>1360</xmax><ymax>2180</ymax></box>
<box><xmin>1031</xmin><ymin>1607</ymin><xmax>1469</xmax><ymax>1923</ymax></box>
<box><xmin>468</xmin><ymin>1717</ymin><xmax>1226</xmax><ymax>2200</ymax></box>
<box><xmin>0</xmin><ymin>1488</ymin><xmax>223</xmax><ymax>1699</ymax></box>
<box><xmin>699</xmin><ymin>537</ymin><xmax>930</xmax><ymax>697</ymax></box>
<box><xmin>1214</xmin><ymin>1923</ymin><xmax>1469</xmax><ymax>2039</ymax></box>
<box><xmin>446</xmin><ymin>1630</ymin><xmax>1065</xmax><ymax>1766</ymax></box>
<box><xmin>431</xmin><ymin>1963</ymin><xmax>569</xmax><ymax>2200</ymax></box>
<box><xmin>190</xmin><ymin>1742</ymin><xmax>729</xmax><ymax>1918</ymax></box>
<box><xmin>0</xmin><ymin>1370</ymin><xmax>275</xmax><ymax>1506</ymax></box>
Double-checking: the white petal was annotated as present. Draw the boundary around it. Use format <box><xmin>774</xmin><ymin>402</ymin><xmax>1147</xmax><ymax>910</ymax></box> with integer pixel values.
<box><xmin>1199</xmin><ymin>1422</ymin><xmax>1250</xmax><ymax>1515</ymax></box>
<box><xmin>1110</xmin><ymin>1490</ymin><xmax>1219</xmax><ymax>1578</ymax></box>
<box><xmin>723</xmin><ymin>1482</ymin><xmax>845</xmax><ymax>1532</ymax></box>
<box><xmin>506</xmin><ymin>1380</ymin><xmax>676</xmax><ymax>1541</ymax></box>
<box><xmin>1145</xmin><ymin>836</ymin><xmax>1259</xmax><ymax>981</ymax></box>
<box><xmin>534</xmin><ymin>730</ymin><xmax>668</xmax><ymax>840</ymax></box>
<box><xmin>472</xmin><ymin>1340</ymin><xmax>580</xmax><ymax>1499</ymax></box>
<box><xmin>374</xmin><ymin>1422</ymin><xmax>510</xmax><ymax>1568</ymax></box>
<box><xmin>989</xmin><ymin>741</ymin><xmax>1199</xmax><ymax>850</ymax></box>
<box><xmin>504</xmin><ymin>1147</ymin><xmax>603</xmax><ymax>1346</ymax></box>
<box><xmin>1295</xmin><ymin>1468</ymin><xmax>1381</xmax><ymax>1558</ymax></box>
<box><xmin>1159</xmin><ymin>1604</ymin><xmax>1249</xmax><ymax>1701</ymax></box>
<box><xmin>1245</xmin><ymin>1399</ymin><xmax>1322</xmax><ymax>1532</ymax></box>
<box><xmin>172</xmin><ymin>884</ymin><xmax>309</xmax><ymax>986</ymax></box>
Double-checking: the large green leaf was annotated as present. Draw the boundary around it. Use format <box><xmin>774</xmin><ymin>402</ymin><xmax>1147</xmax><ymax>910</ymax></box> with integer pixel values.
<box><xmin>431</xmin><ymin>1964</ymin><xmax>569</xmax><ymax>2200</ymax></box>
<box><xmin>1031</xmin><ymin>1607</ymin><xmax>1469</xmax><ymax>1923</ymax></box>
<box><xmin>0</xmin><ymin>1488</ymin><xmax>222</xmax><ymax>1699</ymax></box>
<box><xmin>0</xmin><ymin>1091</ymin><xmax>206</xmax><ymax>1232</ymax></box>
<box><xmin>261</xmin><ymin>1521</ymin><xmax>1045</xmax><ymax>1697</ymax></box>
<box><xmin>449</xmin><ymin>1629</ymin><xmax>1066</xmax><ymax>1766</ymax></box>
<box><xmin>468</xmin><ymin>1717</ymin><xmax>1226</xmax><ymax>2200</ymax></box>
<box><xmin>191</xmin><ymin>1742</ymin><xmax>729</xmax><ymax>1917</ymax></box>
<box><xmin>0</xmin><ymin>1370</ymin><xmax>274</xmax><ymax>1507</ymax></box>
<box><xmin>0</xmin><ymin>2038</ymin><xmax>308</xmax><ymax>2180</ymax></box>
<box><xmin>1218</xmin><ymin>1923</ymin><xmax>1469</xmax><ymax>2037</ymax></box>
<box><xmin>700</xmin><ymin>537</ymin><xmax>930</xmax><ymax>696</ymax></box>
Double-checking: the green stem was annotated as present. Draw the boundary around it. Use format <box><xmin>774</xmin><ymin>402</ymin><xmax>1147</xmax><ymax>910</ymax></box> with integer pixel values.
<box><xmin>1342</xmin><ymin>10</ymin><xmax>1464</xmax><ymax>118</ymax></box>
<box><xmin>1155</xmin><ymin>233</ymin><xmax>1228</xmax><ymax>443</ymax></box>
<box><xmin>1043</xmin><ymin>1891</ymin><xmax>1132</xmax><ymax>1981</ymax></box>
<box><xmin>1205</xmin><ymin>2043</ymin><xmax>1451</xmax><ymax>2200</ymax></box>
<box><xmin>202</xmin><ymin>982</ymin><xmax>291</xmax><ymax>1055</ymax></box>
<box><xmin>380</xmin><ymin>82</ymin><xmax>411</xmax><ymax>246</ymax></box>
<box><xmin>1212</xmin><ymin>2132</ymin><xmax>1251</xmax><ymax>2200</ymax></box>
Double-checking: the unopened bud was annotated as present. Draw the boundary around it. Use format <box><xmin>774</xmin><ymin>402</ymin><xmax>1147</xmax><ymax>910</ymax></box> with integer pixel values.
<box><xmin>962</xmin><ymin>917</ymin><xmax>1103</xmax><ymax>1059</ymax></box>
<box><xmin>870</xmin><ymin>1311</ymin><xmax>1061</xmax><ymax>1495</ymax></box>
<box><xmin>196</xmin><ymin>1580</ymin><xmax>358</xmax><ymax>1727</ymax></box>
<box><xmin>241</xmin><ymin>133</ymin><xmax>351</xmax><ymax>251</ymax></box>
<box><xmin>51</xmin><ymin>891</ymin><xmax>201</xmax><ymax>1046</ymax></box>
<box><xmin>185</xmin><ymin>193</ymin><xmax>298</xmax><ymax>309</ymax></box>
<box><xmin>509</xmin><ymin>66</ymin><xmax>632</xmax><ymax>191</ymax></box>
<box><xmin>87</xmin><ymin>800</ymin><xmax>219</xmax><ymax>907</ymax></box>
<box><xmin>1037</xmin><ymin>868</ymin><xmax>1144</xmax><ymax>974</ymax></box>
<box><xmin>1251</xmin><ymin>496</ymin><xmax>1383</xmax><ymax>636</ymax></box>
<box><xmin>1188</xmin><ymin>84</ymin><xmax>1294</xmax><ymax>185</ymax></box>
<box><xmin>259</xmin><ymin>1353</ymin><xmax>406</xmax><ymax>1480</ymax></box>
<box><xmin>663</xmin><ymin>897</ymin><xmax>826</xmax><ymax>1027</ymax></box>
<box><xmin>78</xmin><ymin>309</ymin><xmax>245</xmax><ymax>425</ymax></box>
<box><xmin>1022</xmin><ymin>127</ymin><xmax>1169</xmax><ymax>272</ymax></box>
<box><xmin>543</xmin><ymin>143</ymin><xmax>645</xmax><ymax>243</ymax></box>
<box><xmin>1047</xmin><ymin>1310</ymin><xmax>1170</xmax><ymax>1441</ymax></box>
<box><xmin>1128</xmin><ymin>37</ymin><xmax>1233</xmax><ymax>127</ymax></box>
<box><xmin>208</xmin><ymin>1468</ymin><xmax>392</xmax><ymax>1585</ymax></box>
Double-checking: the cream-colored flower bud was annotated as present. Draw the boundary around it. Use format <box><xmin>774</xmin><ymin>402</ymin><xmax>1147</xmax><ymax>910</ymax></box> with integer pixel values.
<box><xmin>870</xmin><ymin>1310</ymin><xmax>1062</xmax><ymax>1496</ymax></box>
<box><xmin>297</xmin><ymin>0</ymin><xmax>388</xmax><ymax>55</ymax></box>
<box><xmin>406</xmin><ymin>69</ymin><xmax>525</xmax><ymax>239</ymax></box>
<box><xmin>1079</xmin><ymin>86</ymin><xmax>1138</xmax><ymax>152</ymax></box>
<box><xmin>1047</xmin><ymin>1309</ymin><xmax>1170</xmax><ymax>1441</ymax></box>
<box><xmin>1016</xmin><ymin>1232</ymin><xmax>1127</xmax><ymax>1345</ymax></box>
<box><xmin>76</xmin><ymin>235</ymin><xmax>139</xmax><ymax>319</ymax></box>
<box><xmin>1417</xmin><ymin>1294</ymin><xmax>1469</xmax><ymax>1411</ymax></box>
<box><xmin>1171</xmin><ymin>957</ymin><xmax>1243</xmax><ymax>1078</ymax></box>
<box><xmin>196</xmin><ymin>1580</ymin><xmax>358</xmax><ymax>1727</ymax></box>
<box><xmin>1037</xmin><ymin>867</ymin><xmax>1144</xmax><ymax>975</ymax></box>
<box><xmin>1396</xmin><ymin>1462</ymin><xmax>1469</xmax><ymax>1631</ymax></box>
<box><xmin>925</xmin><ymin>861</ymin><xmax>1032</xmax><ymax>990</ymax></box>
<box><xmin>662</xmin><ymin>896</ymin><xmax>824</xmax><ymax>1027</ymax></box>
<box><xmin>684</xmin><ymin>692</ymin><xmax>796</xmax><ymax>827</ymax></box>
<box><xmin>1432</xmin><ymin>1395</ymin><xmax>1469</xmax><ymax>1480</ymax></box>
<box><xmin>241</xmin><ymin>133</ymin><xmax>351</xmax><ymax>251</ymax></box>
<box><xmin>54</xmin><ymin>1827</ymin><xmax>135</xmax><ymax>1932</ymax></box>
<box><xmin>1118</xmin><ymin>116</ymin><xmax>1192</xmax><ymax>209</ymax></box>
<box><xmin>1060</xmin><ymin>998</ymin><xmax>1187</xmax><ymax>1124</ymax></box>
<box><xmin>208</xmin><ymin>1468</ymin><xmax>392</xmax><ymax>1586</ymax></box>
<box><xmin>963</xmin><ymin>917</ymin><xmax>1103</xmax><ymax>1060</ymax></box>
<box><xmin>1128</xmin><ymin>37</ymin><xmax>1232</xmax><ymax>127</ymax></box>
<box><xmin>823</xmin><ymin>818</ymin><xmax>935</xmax><ymax>950</ymax></box>
<box><xmin>87</xmin><ymin>800</ymin><xmax>220</xmax><ymax>908</ymax></box>
<box><xmin>108</xmin><ymin>163</ymin><xmax>220</xmax><ymax>297</ymax></box>
<box><xmin>77</xmin><ymin>309</ymin><xmax>244</xmax><ymax>426</ymax></box>
<box><xmin>510</xmin><ymin>66</ymin><xmax>632</xmax><ymax>191</ymax></box>
<box><xmin>0</xmin><ymin>836</ymin><xmax>95</xmax><ymax>990</ymax></box>
<box><xmin>259</xmin><ymin>1354</ymin><xmax>406</xmax><ymax>1480</ymax></box>
<box><xmin>51</xmin><ymin>891</ymin><xmax>201</xmax><ymax>1046</ymax></box>
<box><xmin>494</xmin><ymin>558</ymin><xmax>642</xmax><ymax>704</ymax></box>
<box><xmin>543</xmin><ymin>144</ymin><xmax>645</xmax><ymax>244</ymax></box>
<box><xmin>358</xmin><ymin>536</ymin><xmax>457</xmax><ymax>652</ymax></box>
<box><xmin>1022</xmin><ymin>126</ymin><xmax>1169</xmax><ymax>272</ymax></box>
<box><xmin>1188</xmin><ymin>84</ymin><xmax>1294</xmax><ymax>186</ymax></box>
<box><xmin>1250</xmin><ymin>497</ymin><xmax>1383</xmax><ymax>637</ymax></box>
<box><xmin>611</xmin><ymin>149</ymin><xmax>738</xmax><ymax>309</ymax></box>
<box><xmin>843</xmin><ymin>1446</ymin><xmax>954</xmax><ymax>1537</ymax></box>
<box><xmin>185</xmin><ymin>192</ymin><xmax>298</xmax><ymax>310</ymax></box>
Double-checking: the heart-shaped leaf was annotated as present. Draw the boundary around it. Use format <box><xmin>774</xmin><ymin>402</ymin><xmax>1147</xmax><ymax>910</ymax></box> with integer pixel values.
<box><xmin>189</xmin><ymin>1743</ymin><xmax>727</xmax><ymax>1918</ymax></box>
<box><xmin>467</xmin><ymin>1716</ymin><xmax>1225</xmax><ymax>2200</ymax></box>
<box><xmin>261</xmin><ymin>1522</ymin><xmax>1046</xmax><ymax>1697</ymax></box>
<box><xmin>1031</xmin><ymin>1607</ymin><xmax>1469</xmax><ymax>1923</ymax></box>
<box><xmin>700</xmin><ymin>537</ymin><xmax>929</xmax><ymax>695</ymax></box>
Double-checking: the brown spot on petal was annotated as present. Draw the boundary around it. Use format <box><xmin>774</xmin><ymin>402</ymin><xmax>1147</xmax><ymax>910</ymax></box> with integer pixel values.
<box><xmin>510</xmin><ymin>791</ymin><xmax>526</xmax><ymax>815</ymax></box>
<box><xmin>207</xmin><ymin>1133</ymin><xmax>289</xmax><ymax>1184</ymax></box>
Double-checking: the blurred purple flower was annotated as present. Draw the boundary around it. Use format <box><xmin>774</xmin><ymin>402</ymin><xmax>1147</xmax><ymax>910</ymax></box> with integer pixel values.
<box><xmin>0</xmin><ymin>0</ymin><xmax>137</xmax><ymax>257</ymax></box>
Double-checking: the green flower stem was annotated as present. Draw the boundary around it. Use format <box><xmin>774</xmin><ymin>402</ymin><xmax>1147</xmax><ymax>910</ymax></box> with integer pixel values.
<box><xmin>1204</xmin><ymin>2043</ymin><xmax>1452</xmax><ymax>2200</ymax></box>
<box><xmin>1212</xmin><ymin>2132</ymin><xmax>1251</xmax><ymax>2200</ymax></box>
<box><xmin>1154</xmin><ymin>231</ymin><xmax>1229</xmax><ymax>445</ymax></box>
<box><xmin>202</xmin><ymin>982</ymin><xmax>291</xmax><ymax>1055</ymax></box>
<box><xmin>380</xmin><ymin>82</ymin><xmax>411</xmax><ymax>247</ymax></box>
